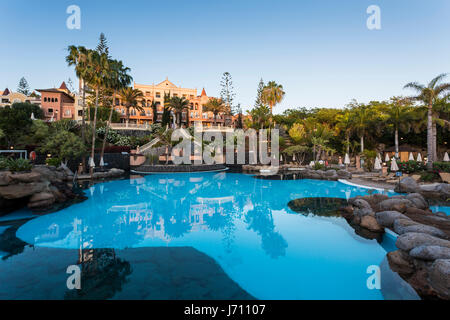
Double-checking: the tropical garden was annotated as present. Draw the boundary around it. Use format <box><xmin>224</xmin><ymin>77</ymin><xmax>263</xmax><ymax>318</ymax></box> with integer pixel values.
<box><xmin>0</xmin><ymin>33</ymin><xmax>448</xmax><ymax>180</ymax></box>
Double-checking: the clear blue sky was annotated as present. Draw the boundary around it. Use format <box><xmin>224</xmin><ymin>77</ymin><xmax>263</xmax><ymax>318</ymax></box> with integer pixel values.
<box><xmin>1</xmin><ymin>0</ymin><xmax>449</xmax><ymax>113</ymax></box>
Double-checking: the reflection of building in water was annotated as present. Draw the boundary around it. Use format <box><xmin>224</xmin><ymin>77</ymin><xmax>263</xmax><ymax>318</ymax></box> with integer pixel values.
<box><xmin>190</xmin><ymin>196</ymin><xmax>235</xmax><ymax>231</ymax></box>
<box><xmin>108</xmin><ymin>203</ymin><xmax>169</xmax><ymax>242</ymax></box>
<box><xmin>189</xmin><ymin>204</ymin><xmax>214</xmax><ymax>231</ymax></box>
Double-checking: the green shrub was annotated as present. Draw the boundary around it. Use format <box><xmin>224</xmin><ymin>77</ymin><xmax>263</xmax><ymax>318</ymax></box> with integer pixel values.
<box><xmin>397</xmin><ymin>161</ymin><xmax>426</xmax><ymax>174</ymax></box>
<box><xmin>313</xmin><ymin>162</ymin><xmax>325</xmax><ymax>170</ymax></box>
<box><xmin>420</xmin><ymin>171</ymin><xmax>440</xmax><ymax>182</ymax></box>
<box><xmin>145</xmin><ymin>154</ymin><xmax>159</xmax><ymax>165</ymax></box>
<box><xmin>0</xmin><ymin>157</ymin><xmax>7</xmax><ymax>170</ymax></box>
<box><xmin>6</xmin><ymin>158</ymin><xmax>32</xmax><ymax>172</ymax></box>
<box><xmin>46</xmin><ymin>158</ymin><xmax>61</xmax><ymax>167</ymax></box>
<box><xmin>433</xmin><ymin>162</ymin><xmax>450</xmax><ymax>173</ymax></box>
<box><xmin>362</xmin><ymin>150</ymin><xmax>377</xmax><ymax>172</ymax></box>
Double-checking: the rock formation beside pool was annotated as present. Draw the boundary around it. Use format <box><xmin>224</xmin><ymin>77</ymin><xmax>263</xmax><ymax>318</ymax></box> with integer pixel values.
<box><xmin>395</xmin><ymin>177</ymin><xmax>450</xmax><ymax>200</ymax></box>
<box><xmin>341</xmin><ymin>192</ymin><xmax>450</xmax><ymax>300</ymax></box>
<box><xmin>0</xmin><ymin>166</ymin><xmax>80</xmax><ymax>214</ymax></box>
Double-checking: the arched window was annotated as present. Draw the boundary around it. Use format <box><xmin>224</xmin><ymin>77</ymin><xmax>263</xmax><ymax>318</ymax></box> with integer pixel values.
<box><xmin>55</xmin><ymin>98</ymin><xmax>58</xmax><ymax>102</ymax></box>
<box><xmin>51</xmin><ymin>98</ymin><xmax>54</xmax><ymax>103</ymax></box>
<box><xmin>44</xmin><ymin>97</ymin><xmax>47</xmax><ymax>102</ymax></box>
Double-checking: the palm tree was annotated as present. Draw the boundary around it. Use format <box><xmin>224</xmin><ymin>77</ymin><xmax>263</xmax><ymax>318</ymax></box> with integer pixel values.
<box><xmin>349</xmin><ymin>100</ymin><xmax>377</xmax><ymax>154</ymax></box>
<box><xmin>203</xmin><ymin>98</ymin><xmax>226</xmax><ymax>126</ymax></box>
<box><xmin>84</xmin><ymin>50</ymin><xmax>110</xmax><ymax>176</ymax></box>
<box><xmin>119</xmin><ymin>87</ymin><xmax>144</xmax><ymax>125</ymax></box>
<box><xmin>166</xmin><ymin>96</ymin><xmax>190</xmax><ymax>128</ymax></box>
<box><xmin>404</xmin><ymin>73</ymin><xmax>450</xmax><ymax>166</ymax></box>
<box><xmin>261</xmin><ymin>81</ymin><xmax>285</xmax><ymax>114</ymax></box>
<box><xmin>154</xmin><ymin>128</ymin><xmax>174</xmax><ymax>164</ymax></box>
<box><xmin>247</xmin><ymin>105</ymin><xmax>271</xmax><ymax>130</ymax></box>
<box><xmin>99</xmin><ymin>60</ymin><xmax>132</xmax><ymax>168</ymax></box>
<box><xmin>336</xmin><ymin>110</ymin><xmax>354</xmax><ymax>155</ymax></box>
<box><xmin>66</xmin><ymin>45</ymin><xmax>89</xmax><ymax>172</ymax></box>
<box><xmin>383</xmin><ymin>97</ymin><xmax>414</xmax><ymax>159</ymax></box>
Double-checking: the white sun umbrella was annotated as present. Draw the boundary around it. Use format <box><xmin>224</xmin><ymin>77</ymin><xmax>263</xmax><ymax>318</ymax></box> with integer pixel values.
<box><xmin>292</xmin><ymin>154</ymin><xmax>296</xmax><ymax>161</ymax></box>
<box><xmin>89</xmin><ymin>157</ymin><xmax>95</xmax><ymax>168</ymax></box>
<box><xmin>344</xmin><ymin>153</ymin><xmax>350</xmax><ymax>165</ymax></box>
<box><xmin>390</xmin><ymin>157</ymin><xmax>399</xmax><ymax>172</ymax></box>
<box><xmin>385</xmin><ymin>153</ymin><xmax>390</xmax><ymax>162</ymax></box>
<box><xmin>99</xmin><ymin>157</ymin><xmax>105</xmax><ymax>167</ymax></box>
<box><xmin>444</xmin><ymin>152</ymin><xmax>450</xmax><ymax>162</ymax></box>
<box><xmin>409</xmin><ymin>152</ymin><xmax>415</xmax><ymax>161</ymax></box>
<box><xmin>374</xmin><ymin>157</ymin><xmax>382</xmax><ymax>170</ymax></box>
<box><xmin>416</xmin><ymin>153</ymin><xmax>423</xmax><ymax>162</ymax></box>
<box><xmin>30</xmin><ymin>112</ymin><xmax>36</xmax><ymax>120</ymax></box>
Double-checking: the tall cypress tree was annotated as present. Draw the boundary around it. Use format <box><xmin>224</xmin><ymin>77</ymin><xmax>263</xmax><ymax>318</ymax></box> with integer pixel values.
<box><xmin>17</xmin><ymin>77</ymin><xmax>30</xmax><ymax>96</ymax></box>
<box><xmin>255</xmin><ymin>78</ymin><xmax>265</xmax><ymax>108</ymax></box>
<box><xmin>96</xmin><ymin>33</ymin><xmax>109</xmax><ymax>56</ymax></box>
<box><xmin>220</xmin><ymin>72</ymin><xmax>236</xmax><ymax>115</ymax></box>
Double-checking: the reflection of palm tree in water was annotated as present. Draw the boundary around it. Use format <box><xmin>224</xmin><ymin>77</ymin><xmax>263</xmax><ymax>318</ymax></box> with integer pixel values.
<box><xmin>245</xmin><ymin>204</ymin><xmax>288</xmax><ymax>259</ymax></box>
<box><xmin>65</xmin><ymin>248</ymin><xmax>131</xmax><ymax>300</ymax></box>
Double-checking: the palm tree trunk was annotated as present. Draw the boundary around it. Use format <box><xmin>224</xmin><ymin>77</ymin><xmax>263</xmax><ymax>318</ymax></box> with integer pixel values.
<box><xmin>89</xmin><ymin>88</ymin><xmax>99</xmax><ymax>177</ymax></box>
<box><xmin>426</xmin><ymin>103</ymin><xmax>433</xmax><ymax>169</ymax></box>
<box><xmin>432</xmin><ymin>120</ymin><xmax>437</xmax><ymax>162</ymax></box>
<box><xmin>395</xmin><ymin>127</ymin><xmax>399</xmax><ymax>159</ymax></box>
<box><xmin>81</xmin><ymin>80</ymin><xmax>87</xmax><ymax>173</ymax></box>
<box><xmin>346</xmin><ymin>133</ymin><xmax>350</xmax><ymax>155</ymax></box>
<box><xmin>214</xmin><ymin>113</ymin><xmax>217</xmax><ymax>126</ymax></box>
<box><xmin>100</xmin><ymin>89</ymin><xmax>116</xmax><ymax>168</ymax></box>
<box><xmin>360</xmin><ymin>134</ymin><xmax>364</xmax><ymax>154</ymax></box>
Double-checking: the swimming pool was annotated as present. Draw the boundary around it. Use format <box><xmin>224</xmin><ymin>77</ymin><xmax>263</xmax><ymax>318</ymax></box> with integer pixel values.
<box><xmin>1</xmin><ymin>172</ymin><xmax>418</xmax><ymax>300</ymax></box>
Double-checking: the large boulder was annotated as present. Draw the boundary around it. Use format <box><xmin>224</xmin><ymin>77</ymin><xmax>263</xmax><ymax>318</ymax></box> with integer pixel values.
<box><xmin>28</xmin><ymin>192</ymin><xmax>55</xmax><ymax>209</ymax></box>
<box><xmin>360</xmin><ymin>215</ymin><xmax>384</xmax><ymax>232</ymax></box>
<box><xmin>353</xmin><ymin>199</ymin><xmax>374</xmax><ymax>217</ymax></box>
<box><xmin>395</xmin><ymin>177</ymin><xmax>419</xmax><ymax>193</ymax></box>
<box><xmin>405</xmin><ymin>207</ymin><xmax>432</xmax><ymax>216</ymax></box>
<box><xmin>387</xmin><ymin>250</ymin><xmax>415</xmax><ymax>275</ymax></box>
<box><xmin>405</xmin><ymin>193</ymin><xmax>428</xmax><ymax>210</ymax></box>
<box><xmin>9</xmin><ymin>171</ymin><xmax>42</xmax><ymax>183</ymax></box>
<box><xmin>429</xmin><ymin>259</ymin><xmax>450</xmax><ymax>300</ymax></box>
<box><xmin>409</xmin><ymin>246</ymin><xmax>450</xmax><ymax>261</ymax></box>
<box><xmin>375</xmin><ymin>211</ymin><xmax>411</xmax><ymax>228</ymax></box>
<box><xmin>393</xmin><ymin>219</ymin><xmax>447</xmax><ymax>239</ymax></box>
<box><xmin>396</xmin><ymin>233</ymin><xmax>450</xmax><ymax>252</ymax></box>
<box><xmin>378</xmin><ymin>198</ymin><xmax>413</xmax><ymax>213</ymax></box>
<box><xmin>337</xmin><ymin>169</ymin><xmax>352</xmax><ymax>179</ymax></box>
<box><xmin>0</xmin><ymin>171</ymin><xmax>12</xmax><ymax>186</ymax></box>
<box><xmin>0</xmin><ymin>182</ymin><xmax>48</xmax><ymax>199</ymax></box>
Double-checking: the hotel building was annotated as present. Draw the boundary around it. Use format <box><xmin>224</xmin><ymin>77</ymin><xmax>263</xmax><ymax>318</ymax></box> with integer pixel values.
<box><xmin>114</xmin><ymin>78</ymin><xmax>232</xmax><ymax>127</ymax></box>
<box><xmin>37</xmin><ymin>82</ymin><xmax>76</xmax><ymax>121</ymax></box>
<box><xmin>0</xmin><ymin>88</ymin><xmax>41</xmax><ymax>108</ymax></box>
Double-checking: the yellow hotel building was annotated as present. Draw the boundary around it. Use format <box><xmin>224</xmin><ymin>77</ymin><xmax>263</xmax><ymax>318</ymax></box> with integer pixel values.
<box><xmin>114</xmin><ymin>78</ymin><xmax>232</xmax><ymax>127</ymax></box>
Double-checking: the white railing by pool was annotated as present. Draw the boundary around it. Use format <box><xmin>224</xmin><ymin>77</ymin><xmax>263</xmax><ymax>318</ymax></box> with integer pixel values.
<box><xmin>110</xmin><ymin>123</ymin><xmax>152</xmax><ymax>130</ymax></box>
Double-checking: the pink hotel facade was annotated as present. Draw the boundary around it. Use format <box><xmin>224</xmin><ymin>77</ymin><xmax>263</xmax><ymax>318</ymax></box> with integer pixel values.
<box><xmin>36</xmin><ymin>79</ymin><xmax>232</xmax><ymax>126</ymax></box>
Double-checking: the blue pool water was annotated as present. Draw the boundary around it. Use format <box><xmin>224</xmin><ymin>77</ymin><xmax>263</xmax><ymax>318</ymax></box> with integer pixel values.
<box><xmin>15</xmin><ymin>172</ymin><xmax>406</xmax><ymax>300</ymax></box>
<box><xmin>430</xmin><ymin>205</ymin><xmax>450</xmax><ymax>216</ymax></box>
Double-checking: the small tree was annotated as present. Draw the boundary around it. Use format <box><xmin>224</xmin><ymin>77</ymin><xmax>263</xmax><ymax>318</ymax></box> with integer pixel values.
<box><xmin>255</xmin><ymin>78</ymin><xmax>265</xmax><ymax>108</ymax></box>
<box><xmin>40</xmin><ymin>131</ymin><xmax>87</xmax><ymax>165</ymax></box>
<box><xmin>220</xmin><ymin>72</ymin><xmax>236</xmax><ymax>115</ymax></box>
<box><xmin>17</xmin><ymin>77</ymin><xmax>31</xmax><ymax>96</ymax></box>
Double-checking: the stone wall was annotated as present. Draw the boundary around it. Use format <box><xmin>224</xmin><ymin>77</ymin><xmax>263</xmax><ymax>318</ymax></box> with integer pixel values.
<box><xmin>35</xmin><ymin>153</ymin><xmax>130</xmax><ymax>172</ymax></box>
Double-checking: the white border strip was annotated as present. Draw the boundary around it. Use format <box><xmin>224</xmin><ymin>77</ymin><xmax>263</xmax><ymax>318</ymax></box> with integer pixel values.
<box><xmin>338</xmin><ymin>179</ymin><xmax>393</xmax><ymax>192</ymax></box>
<box><xmin>131</xmin><ymin>167</ymin><xmax>229</xmax><ymax>175</ymax></box>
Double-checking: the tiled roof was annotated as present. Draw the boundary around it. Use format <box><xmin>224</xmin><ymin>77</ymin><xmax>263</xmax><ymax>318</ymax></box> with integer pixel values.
<box><xmin>36</xmin><ymin>88</ymin><xmax>75</xmax><ymax>102</ymax></box>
